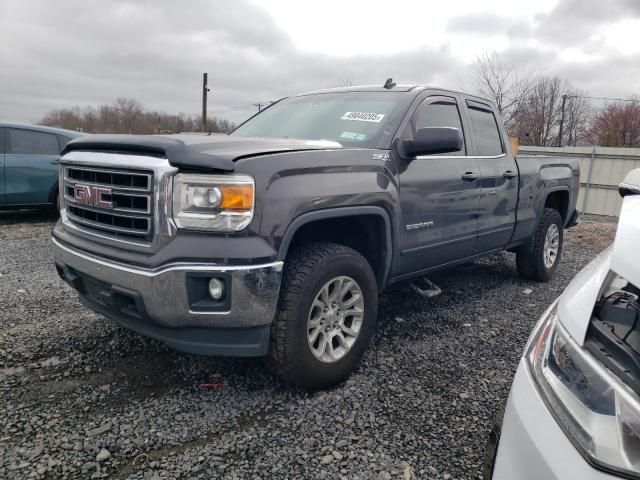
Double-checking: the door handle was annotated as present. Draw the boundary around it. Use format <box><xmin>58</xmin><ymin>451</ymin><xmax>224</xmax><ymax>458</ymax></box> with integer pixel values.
<box><xmin>461</xmin><ymin>172</ymin><xmax>479</xmax><ymax>181</ymax></box>
<box><xmin>503</xmin><ymin>170</ymin><xmax>517</xmax><ymax>179</ymax></box>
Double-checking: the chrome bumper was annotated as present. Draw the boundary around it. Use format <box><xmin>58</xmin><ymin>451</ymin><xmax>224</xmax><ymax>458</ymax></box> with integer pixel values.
<box><xmin>52</xmin><ymin>237</ymin><xmax>283</xmax><ymax>329</ymax></box>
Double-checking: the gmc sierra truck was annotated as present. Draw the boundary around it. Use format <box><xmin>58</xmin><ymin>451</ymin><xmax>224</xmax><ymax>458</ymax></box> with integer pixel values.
<box><xmin>52</xmin><ymin>84</ymin><xmax>580</xmax><ymax>390</ymax></box>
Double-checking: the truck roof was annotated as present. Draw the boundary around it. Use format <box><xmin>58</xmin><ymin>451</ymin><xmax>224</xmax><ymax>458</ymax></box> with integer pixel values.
<box><xmin>302</xmin><ymin>85</ymin><xmax>424</xmax><ymax>94</ymax></box>
<box><xmin>0</xmin><ymin>122</ymin><xmax>83</xmax><ymax>138</ymax></box>
<box><xmin>293</xmin><ymin>84</ymin><xmax>497</xmax><ymax>108</ymax></box>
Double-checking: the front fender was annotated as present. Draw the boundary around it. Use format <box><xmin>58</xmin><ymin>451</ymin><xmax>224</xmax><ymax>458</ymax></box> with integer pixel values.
<box><xmin>277</xmin><ymin>206</ymin><xmax>395</xmax><ymax>286</ymax></box>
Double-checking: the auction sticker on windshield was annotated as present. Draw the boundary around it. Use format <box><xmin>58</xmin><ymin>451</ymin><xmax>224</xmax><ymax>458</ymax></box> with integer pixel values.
<box><xmin>341</xmin><ymin>112</ymin><xmax>385</xmax><ymax>123</ymax></box>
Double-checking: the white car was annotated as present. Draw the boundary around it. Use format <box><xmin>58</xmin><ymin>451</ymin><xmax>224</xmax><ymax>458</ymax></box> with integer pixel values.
<box><xmin>488</xmin><ymin>169</ymin><xmax>640</xmax><ymax>479</ymax></box>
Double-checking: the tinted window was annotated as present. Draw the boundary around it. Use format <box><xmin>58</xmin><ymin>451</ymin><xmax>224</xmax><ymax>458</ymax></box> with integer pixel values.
<box><xmin>8</xmin><ymin>129</ymin><xmax>59</xmax><ymax>155</ymax></box>
<box><xmin>468</xmin><ymin>107</ymin><xmax>503</xmax><ymax>156</ymax></box>
<box><xmin>406</xmin><ymin>100</ymin><xmax>465</xmax><ymax>155</ymax></box>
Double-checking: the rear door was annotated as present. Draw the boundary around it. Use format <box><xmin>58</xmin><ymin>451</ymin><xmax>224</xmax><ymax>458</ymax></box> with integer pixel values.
<box><xmin>0</xmin><ymin>128</ymin><xmax>5</xmax><ymax>205</ymax></box>
<box><xmin>464</xmin><ymin>100</ymin><xmax>518</xmax><ymax>253</ymax></box>
<box><xmin>5</xmin><ymin>128</ymin><xmax>60</xmax><ymax>205</ymax></box>
<box><xmin>396</xmin><ymin>95</ymin><xmax>481</xmax><ymax>277</ymax></box>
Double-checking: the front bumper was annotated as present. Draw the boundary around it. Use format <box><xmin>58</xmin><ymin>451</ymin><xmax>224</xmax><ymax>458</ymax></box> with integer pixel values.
<box><xmin>490</xmin><ymin>359</ymin><xmax>618</xmax><ymax>480</ymax></box>
<box><xmin>53</xmin><ymin>237</ymin><xmax>283</xmax><ymax>356</ymax></box>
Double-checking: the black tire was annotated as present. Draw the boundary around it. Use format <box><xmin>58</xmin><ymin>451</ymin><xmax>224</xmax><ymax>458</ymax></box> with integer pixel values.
<box><xmin>516</xmin><ymin>208</ymin><xmax>564</xmax><ymax>282</ymax></box>
<box><xmin>269</xmin><ymin>242</ymin><xmax>378</xmax><ymax>391</ymax></box>
<box><xmin>49</xmin><ymin>190</ymin><xmax>60</xmax><ymax>216</ymax></box>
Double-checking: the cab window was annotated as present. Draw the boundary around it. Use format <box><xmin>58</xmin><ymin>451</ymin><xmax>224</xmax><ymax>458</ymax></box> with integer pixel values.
<box><xmin>467</xmin><ymin>106</ymin><xmax>504</xmax><ymax>156</ymax></box>
<box><xmin>404</xmin><ymin>99</ymin><xmax>466</xmax><ymax>155</ymax></box>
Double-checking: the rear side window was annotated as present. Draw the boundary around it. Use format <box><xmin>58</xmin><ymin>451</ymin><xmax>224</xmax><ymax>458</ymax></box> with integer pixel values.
<box><xmin>8</xmin><ymin>129</ymin><xmax>59</xmax><ymax>155</ymax></box>
<box><xmin>407</xmin><ymin>100</ymin><xmax>465</xmax><ymax>155</ymax></box>
<box><xmin>468</xmin><ymin>106</ymin><xmax>504</xmax><ymax>156</ymax></box>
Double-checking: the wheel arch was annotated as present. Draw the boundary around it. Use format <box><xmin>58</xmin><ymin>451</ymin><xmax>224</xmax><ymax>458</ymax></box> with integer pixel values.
<box><xmin>48</xmin><ymin>181</ymin><xmax>60</xmax><ymax>205</ymax></box>
<box><xmin>277</xmin><ymin>206</ymin><xmax>394</xmax><ymax>291</ymax></box>
<box><xmin>542</xmin><ymin>187</ymin><xmax>570</xmax><ymax>226</ymax></box>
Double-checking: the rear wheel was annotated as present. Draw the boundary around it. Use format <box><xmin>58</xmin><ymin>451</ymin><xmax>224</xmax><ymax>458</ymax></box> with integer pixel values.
<box><xmin>269</xmin><ymin>242</ymin><xmax>378</xmax><ymax>391</ymax></box>
<box><xmin>516</xmin><ymin>208</ymin><xmax>563</xmax><ymax>282</ymax></box>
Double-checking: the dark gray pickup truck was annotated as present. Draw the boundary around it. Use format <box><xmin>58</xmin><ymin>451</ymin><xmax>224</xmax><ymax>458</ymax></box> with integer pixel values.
<box><xmin>53</xmin><ymin>84</ymin><xmax>579</xmax><ymax>390</ymax></box>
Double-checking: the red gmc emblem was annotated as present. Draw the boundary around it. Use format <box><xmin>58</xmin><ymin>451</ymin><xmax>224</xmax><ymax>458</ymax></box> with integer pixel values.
<box><xmin>73</xmin><ymin>184</ymin><xmax>113</xmax><ymax>208</ymax></box>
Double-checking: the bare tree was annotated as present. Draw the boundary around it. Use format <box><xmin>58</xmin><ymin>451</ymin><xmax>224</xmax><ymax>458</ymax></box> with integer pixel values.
<box><xmin>513</xmin><ymin>76</ymin><xmax>565</xmax><ymax>146</ymax></box>
<box><xmin>513</xmin><ymin>77</ymin><xmax>592</xmax><ymax>147</ymax></box>
<box><xmin>39</xmin><ymin>98</ymin><xmax>235</xmax><ymax>134</ymax></box>
<box><xmin>40</xmin><ymin>107</ymin><xmax>83</xmax><ymax>131</ymax></box>
<box><xmin>82</xmin><ymin>106</ymin><xmax>98</xmax><ymax>133</ymax></box>
<box><xmin>562</xmin><ymin>89</ymin><xmax>592</xmax><ymax>146</ymax></box>
<box><xmin>469</xmin><ymin>52</ymin><xmax>535</xmax><ymax>134</ymax></box>
<box><xmin>97</xmin><ymin>105</ymin><xmax>115</xmax><ymax>133</ymax></box>
<box><xmin>115</xmin><ymin>97</ymin><xmax>143</xmax><ymax>134</ymax></box>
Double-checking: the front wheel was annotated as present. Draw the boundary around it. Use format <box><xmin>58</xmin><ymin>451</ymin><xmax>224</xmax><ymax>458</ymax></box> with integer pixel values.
<box><xmin>516</xmin><ymin>208</ymin><xmax>564</xmax><ymax>282</ymax></box>
<box><xmin>269</xmin><ymin>242</ymin><xmax>378</xmax><ymax>391</ymax></box>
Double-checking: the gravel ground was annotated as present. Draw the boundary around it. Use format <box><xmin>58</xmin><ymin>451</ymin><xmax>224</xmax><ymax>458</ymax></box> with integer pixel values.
<box><xmin>0</xmin><ymin>209</ymin><xmax>617</xmax><ymax>480</ymax></box>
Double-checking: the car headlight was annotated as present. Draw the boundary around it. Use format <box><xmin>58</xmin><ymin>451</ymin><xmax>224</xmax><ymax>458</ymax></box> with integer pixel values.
<box><xmin>172</xmin><ymin>173</ymin><xmax>254</xmax><ymax>231</ymax></box>
<box><xmin>527</xmin><ymin>305</ymin><xmax>640</xmax><ymax>478</ymax></box>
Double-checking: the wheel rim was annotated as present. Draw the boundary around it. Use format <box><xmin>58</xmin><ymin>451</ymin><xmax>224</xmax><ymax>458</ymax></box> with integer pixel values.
<box><xmin>543</xmin><ymin>224</ymin><xmax>560</xmax><ymax>269</ymax></box>
<box><xmin>307</xmin><ymin>275</ymin><xmax>365</xmax><ymax>363</ymax></box>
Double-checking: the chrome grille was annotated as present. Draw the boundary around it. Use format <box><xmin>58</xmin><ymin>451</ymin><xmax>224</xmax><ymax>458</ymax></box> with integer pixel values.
<box><xmin>63</xmin><ymin>166</ymin><xmax>154</xmax><ymax>241</ymax></box>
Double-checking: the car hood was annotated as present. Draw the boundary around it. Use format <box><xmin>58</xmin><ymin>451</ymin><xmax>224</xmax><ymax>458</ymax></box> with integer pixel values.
<box><xmin>557</xmin><ymin>247</ymin><xmax>612</xmax><ymax>344</ymax></box>
<box><xmin>558</xmin><ymin>194</ymin><xmax>640</xmax><ymax>344</ymax></box>
<box><xmin>62</xmin><ymin>133</ymin><xmax>342</xmax><ymax>171</ymax></box>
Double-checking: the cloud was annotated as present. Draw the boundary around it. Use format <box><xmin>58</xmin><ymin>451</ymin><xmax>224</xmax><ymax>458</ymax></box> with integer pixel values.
<box><xmin>0</xmin><ymin>0</ymin><xmax>638</xmax><ymax>125</ymax></box>
<box><xmin>533</xmin><ymin>0</ymin><xmax>639</xmax><ymax>45</ymax></box>
<box><xmin>0</xmin><ymin>0</ymin><xmax>461</xmax><ymax>124</ymax></box>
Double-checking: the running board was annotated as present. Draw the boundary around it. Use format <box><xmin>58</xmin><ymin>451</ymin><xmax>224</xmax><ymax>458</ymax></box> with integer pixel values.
<box><xmin>409</xmin><ymin>277</ymin><xmax>442</xmax><ymax>299</ymax></box>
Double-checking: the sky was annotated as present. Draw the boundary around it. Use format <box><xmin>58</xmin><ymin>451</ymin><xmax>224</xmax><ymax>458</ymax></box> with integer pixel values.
<box><xmin>1</xmin><ymin>0</ymin><xmax>639</xmax><ymax>125</ymax></box>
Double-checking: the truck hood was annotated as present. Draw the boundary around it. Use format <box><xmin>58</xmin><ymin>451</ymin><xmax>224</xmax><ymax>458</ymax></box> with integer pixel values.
<box><xmin>558</xmin><ymin>193</ymin><xmax>640</xmax><ymax>344</ymax></box>
<box><xmin>62</xmin><ymin>133</ymin><xmax>343</xmax><ymax>171</ymax></box>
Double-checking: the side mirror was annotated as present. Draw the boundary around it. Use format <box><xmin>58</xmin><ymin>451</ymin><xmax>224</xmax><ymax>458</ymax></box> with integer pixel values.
<box><xmin>619</xmin><ymin>168</ymin><xmax>640</xmax><ymax>197</ymax></box>
<box><xmin>397</xmin><ymin>127</ymin><xmax>463</xmax><ymax>159</ymax></box>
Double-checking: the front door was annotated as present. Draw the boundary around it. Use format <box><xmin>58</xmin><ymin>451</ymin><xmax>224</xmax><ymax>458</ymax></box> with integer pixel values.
<box><xmin>396</xmin><ymin>96</ymin><xmax>481</xmax><ymax>277</ymax></box>
<box><xmin>0</xmin><ymin>128</ymin><xmax>5</xmax><ymax>205</ymax></box>
<box><xmin>5</xmin><ymin>128</ymin><xmax>60</xmax><ymax>205</ymax></box>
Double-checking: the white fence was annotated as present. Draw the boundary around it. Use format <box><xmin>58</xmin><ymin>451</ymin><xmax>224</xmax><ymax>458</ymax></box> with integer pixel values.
<box><xmin>519</xmin><ymin>146</ymin><xmax>640</xmax><ymax>217</ymax></box>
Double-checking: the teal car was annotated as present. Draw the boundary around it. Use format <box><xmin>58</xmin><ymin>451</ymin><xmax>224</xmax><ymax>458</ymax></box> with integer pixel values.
<box><xmin>0</xmin><ymin>124</ymin><xmax>82</xmax><ymax>209</ymax></box>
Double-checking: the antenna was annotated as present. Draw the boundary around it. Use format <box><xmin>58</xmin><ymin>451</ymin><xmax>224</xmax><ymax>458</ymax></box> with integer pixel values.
<box><xmin>383</xmin><ymin>78</ymin><xmax>396</xmax><ymax>89</ymax></box>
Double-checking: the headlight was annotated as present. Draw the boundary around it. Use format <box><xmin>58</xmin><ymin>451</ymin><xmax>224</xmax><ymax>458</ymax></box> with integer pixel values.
<box><xmin>172</xmin><ymin>173</ymin><xmax>254</xmax><ymax>231</ymax></box>
<box><xmin>527</xmin><ymin>305</ymin><xmax>640</xmax><ymax>477</ymax></box>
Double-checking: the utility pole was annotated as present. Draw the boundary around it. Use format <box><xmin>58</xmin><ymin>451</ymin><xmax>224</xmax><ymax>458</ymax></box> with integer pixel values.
<box><xmin>202</xmin><ymin>73</ymin><xmax>210</xmax><ymax>132</ymax></box>
<box><xmin>557</xmin><ymin>94</ymin><xmax>568</xmax><ymax>147</ymax></box>
<box><xmin>253</xmin><ymin>102</ymin><xmax>266</xmax><ymax>112</ymax></box>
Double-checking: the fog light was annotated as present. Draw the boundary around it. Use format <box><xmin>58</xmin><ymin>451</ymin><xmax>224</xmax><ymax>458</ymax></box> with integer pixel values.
<box><xmin>208</xmin><ymin>278</ymin><xmax>224</xmax><ymax>300</ymax></box>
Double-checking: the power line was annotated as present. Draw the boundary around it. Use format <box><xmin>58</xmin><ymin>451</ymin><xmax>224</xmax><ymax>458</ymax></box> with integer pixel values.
<box><xmin>558</xmin><ymin>93</ymin><xmax>640</xmax><ymax>146</ymax></box>
<box><xmin>253</xmin><ymin>101</ymin><xmax>275</xmax><ymax>112</ymax></box>
<box><xmin>566</xmin><ymin>94</ymin><xmax>640</xmax><ymax>103</ymax></box>
<box><xmin>206</xmin><ymin>102</ymin><xmax>272</xmax><ymax>115</ymax></box>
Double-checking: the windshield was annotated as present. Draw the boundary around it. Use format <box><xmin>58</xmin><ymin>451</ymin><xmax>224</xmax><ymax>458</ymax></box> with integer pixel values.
<box><xmin>231</xmin><ymin>91</ymin><xmax>410</xmax><ymax>148</ymax></box>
